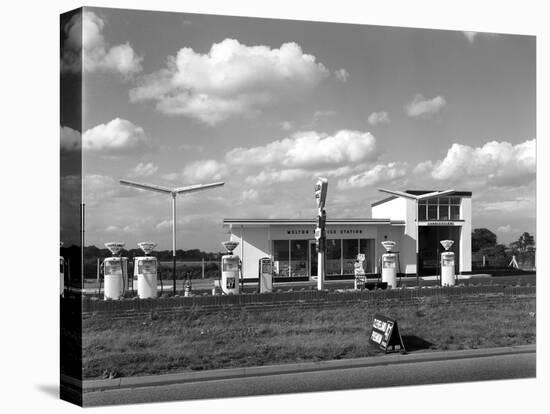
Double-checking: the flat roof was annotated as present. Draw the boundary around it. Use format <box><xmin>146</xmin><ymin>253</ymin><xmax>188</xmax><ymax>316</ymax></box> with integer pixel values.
<box><xmin>371</xmin><ymin>189</ymin><xmax>472</xmax><ymax>207</ymax></box>
<box><xmin>223</xmin><ymin>218</ymin><xmax>405</xmax><ymax>226</ymax></box>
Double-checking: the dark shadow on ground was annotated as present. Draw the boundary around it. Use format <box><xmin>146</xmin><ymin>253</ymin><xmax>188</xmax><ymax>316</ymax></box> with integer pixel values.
<box><xmin>36</xmin><ymin>384</ymin><xmax>59</xmax><ymax>399</ymax></box>
<box><xmin>401</xmin><ymin>335</ymin><xmax>435</xmax><ymax>352</ymax></box>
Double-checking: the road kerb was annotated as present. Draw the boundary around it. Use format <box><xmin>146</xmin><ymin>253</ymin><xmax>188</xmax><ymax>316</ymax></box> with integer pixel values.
<box><xmin>76</xmin><ymin>344</ymin><xmax>535</xmax><ymax>393</ymax></box>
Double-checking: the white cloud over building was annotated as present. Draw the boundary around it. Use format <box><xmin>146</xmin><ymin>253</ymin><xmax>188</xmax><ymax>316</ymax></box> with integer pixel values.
<box><xmin>337</xmin><ymin>162</ymin><xmax>408</xmax><ymax>189</ymax></box>
<box><xmin>415</xmin><ymin>139</ymin><xmax>535</xmax><ymax>188</ymax></box>
<box><xmin>129</xmin><ymin>39</ymin><xmax>330</xmax><ymax>125</ymax></box>
<box><xmin>227</xmin><ymin>130</ymin><xmax>377</xmax><ymax>169</ymax></box>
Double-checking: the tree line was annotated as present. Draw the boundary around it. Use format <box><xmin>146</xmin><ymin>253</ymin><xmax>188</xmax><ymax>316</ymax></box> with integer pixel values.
<box><xmin>472</xmin><ymin>229</ymin><xmax>535</xmax><ymax>269</ymax></box>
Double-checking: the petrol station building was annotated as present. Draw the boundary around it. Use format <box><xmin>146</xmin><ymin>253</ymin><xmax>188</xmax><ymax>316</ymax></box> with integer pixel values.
<box><xmin>223</xmin><ymin>189</ymin><xmax>472</xmax><ymax>281</ymax></box>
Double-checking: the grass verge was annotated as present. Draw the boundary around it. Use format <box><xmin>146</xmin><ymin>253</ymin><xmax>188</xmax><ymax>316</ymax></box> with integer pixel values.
<box><xmin>82</xmin><ymin>294</ymin><xmax>535</xmax><ymax>379</ymax></box>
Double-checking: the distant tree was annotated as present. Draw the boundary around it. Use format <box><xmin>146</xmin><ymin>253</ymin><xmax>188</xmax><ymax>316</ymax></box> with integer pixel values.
<box><xmin>517</xmin><ymin>232</ymin><xmax>535</xmax><ymax>252</ymax></box>
<box><xmin>508</xmin><ymin>232</ymin><xmax>536</xmax><ymax>270</ymax></box>
<box><xmin>478</xmin><ymin>244</ymin><xmax>511</xmax><ymax>268</ymax></box>
<box><xmin>472</xmin><ymin>228</ymin><xmax>497</xmax><ymax>252</ymax></box>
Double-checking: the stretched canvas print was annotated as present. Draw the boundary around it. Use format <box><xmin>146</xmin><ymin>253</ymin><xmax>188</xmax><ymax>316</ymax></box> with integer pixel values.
<box><xmin>60</xmin><ymin>6</ymin><xmax>536</xmax><ymax>407</ymax></box>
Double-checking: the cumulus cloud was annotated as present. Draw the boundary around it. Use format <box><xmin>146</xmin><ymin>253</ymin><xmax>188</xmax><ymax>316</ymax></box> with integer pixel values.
<box><xmin>161</xmin><ymin>172</ymin><xmax>181</xmax><ymax>181</ymax></box>
<box><xmin>337</xmin><ymin>162</ymin><xmax>408</xmax><ymax>189</ymax></box>
<box><xmin>83</xmin><ymin>174</ymin><xmax>123</xmax><ymax>206</ymax></box>
<box><xmin>155</xmin><ymin>218</ymin><xmax>191</xmax><ymax>231</ymax></box>
<box><xmin>241</xmin><ymin>189</ymin><xmax>259</xmax><ymax>201</ymax></box>
<box><xmin>478</xmin><ymin>197</ymin><xmax>534</xmax><ymax>213</ymax></box>
<box><xmin>280</xmin><ymin>121</ymin><xmax>293</xmax><ymax>131</ymax></box>
<box><xmin>227</xmin><ymin>130</ymin><xmax>377</xmax><ymax>169</ymax></box>
<box><xmin>405</xmin><ymin>94</ymin><xmax>446</xmax><ymax>118</ymax></box>
<box><xmin>60</xmin><ymin>126</ymin><xmax>81</xmax><ymax>152</ymax></box>
<box><xmin>367</xmin><ymin>111</ymin><xmax>391</xmax><ymax>126</ymax></box>
<box><xmin>463</xmin><ymin>31</ymin><xmax>478</xmax><ymax>43</ymax></box>
<box><xmin>497</xmin><ymin>224</ymin><xmax>518</xmax><ymax>234</ymax></box>
<box><xmin>61</xmin><ymin>11</ymin><xmax>142</xmax><ymax>77</ymax></box>
<box><xmin>334</xmin><ymin>68</ymin><xmax>349</xmax><ymax>82</ymax></box>
<box><xmin>419</xmin><ymin>139</ymin><xmax>535</xmax><ymax>187</ymax></box>
<box><xmin>129</xmin><ymin>38</ymin><xmax>330</xmax><ymax>125</ymax></box>
<box><xmin>129</xmin><ymin>162</ymin><xmax>158</xmax><ymax>178</ymax></box>
<box><xmin>311</xmin><ymin>110</ymin><xmax>336</xmax><ymax>125</ymax></box>
<box><xmin>83</xmin><ymin>118</ymin><xmax>148</xmax><ymax>152</ymax></box>
<box><xmin>181</xmin><ymin>159</ymin><xmax>227</xmax><ymax>182</ymax></box>
<box><xmin>244</xmin><ymin>169</ymin><xmax>310</xmax><ymax>185</ymax></box>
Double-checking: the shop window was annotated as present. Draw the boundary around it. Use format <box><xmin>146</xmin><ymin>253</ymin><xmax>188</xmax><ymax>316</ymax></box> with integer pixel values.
<box><xmin>342</xmin><ymin>239</ymin><xmax>359</xmax><ymax>274</ymax></box>
<box><xmin>326</xmin><ymin>239</ymin><xmax>342</xmax><ymax>275</ymax></box>
<box><xmin>273</xmin><ymin>240</ymin><xmax>290</xmax><ymax>277</ymax></box>
<box><xmin>450</xmin><ymin>205</ymin><xmax>460</xmax><ymax>220</ymax></box>
<box><xmin>439</xmin><ymin>205</ymin><xmax>449</xmax><ymax>220</ymax></box>
<box><xmin>359</xmin><ymin>239</ymin><xmax>375</xmax><ymax>273</ymax></box>
<box><xmin>427</xmin><ymin>205</ymin><xmax>438</xmax><ymax>220</ymax></box>
<box><xmin>418</xmin><ymin>196</ymin><xmax>461</xmax><ymax>221</ymax></box>
<box><xmin>290</xmin><ymin>240</ymin><xmax>308</xmax><ymax>277</ymax></box>
<box><xmin>418</xmin><ymin>203</ymin><xmax>427</xmax><ymax>221</ymax></box>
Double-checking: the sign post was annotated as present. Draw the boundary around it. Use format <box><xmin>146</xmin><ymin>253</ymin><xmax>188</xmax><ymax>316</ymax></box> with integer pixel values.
<box><xmin>314</xmin><ymin>178</ymin><xmax>328</xmax><ymax>291</ymax></box>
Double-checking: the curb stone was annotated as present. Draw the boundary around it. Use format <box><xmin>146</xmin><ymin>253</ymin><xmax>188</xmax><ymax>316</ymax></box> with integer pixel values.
<box><xmin>68</xmin><ymin>344</ymin><xmax>535</xmax><ymax>393</ymax></box>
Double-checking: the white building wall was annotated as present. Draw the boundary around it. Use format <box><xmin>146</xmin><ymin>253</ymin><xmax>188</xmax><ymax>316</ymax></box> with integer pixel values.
<box><xmin>230</xmin><ymin>226</ymin><xmax>270</xmax><ymax>279</ymax></box>
<box><xmin>403</xmin><ymin>198</ymin><xmax>419</xmax><ymax>274</ymax></box>
<box><xmin>460</xmin><ymin>198</ymin><xmax>472</xmax><ymax>273</ymax></box>
<box><xmin>372</xmin><ymin>197</ymin><xmax>407</xmax><ymax>220</ymax></box>
<box><xmin>373</xmin><ymin>197</ymin><xmax>417</xmax><ymax>274</ymax></box>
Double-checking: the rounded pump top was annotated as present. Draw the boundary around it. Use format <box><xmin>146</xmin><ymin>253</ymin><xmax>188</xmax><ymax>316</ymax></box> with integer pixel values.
<box><xmin>138</xmin><ymin>241</ymin><xmax>157</xmax><ymax>256</ymax></box>
<box><xmin>440</xmin><ymin>240</ymin><xmax>454</xmax><ymax>251</ymax></box>
<box><xmin>105</xmin><ymin>242</ymin><xmax>125</xmax><ymax>256</ymax></box>
<box><xmin>381</xmin><ymin>240</ymin><xmax>396</xmax><ymax>252</ymax></box>
<box><xmin>222</xmin><ymin>241</ymin><xmax>239</xmax><ymax>254</ymax></box>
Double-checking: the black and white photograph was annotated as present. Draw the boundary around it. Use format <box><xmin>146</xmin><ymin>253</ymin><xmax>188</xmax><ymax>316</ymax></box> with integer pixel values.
<box><xmin>2</xmin><ymin>0</ymin><xmax>548</xmax><ymax>413</ymax></box>
<box><xmin>59</xmin><ymin>3</ymin><xmax>539</xmax><ymax>408</ymax></box>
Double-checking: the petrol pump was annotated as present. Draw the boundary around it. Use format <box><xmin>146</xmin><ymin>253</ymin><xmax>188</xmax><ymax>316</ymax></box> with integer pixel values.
<box><xmin>60</xmin><ymin>242</ymin><xmax>65</xmax><ymax>297</ymax></box>
<box><xmin>440</xmin><ymin>240</ymin><xmax>456</xmax><ymax>286</ymax></box>
<box><xmin>354</xmin><ymin>253</ymin><xmax>366</xmax><ymax>290</ymax></box>
<box><xmin>221</xmin><ymin>241</ymin><xmax>241</xmax><ymax>295</ymax></box>
<box><xmin>381</xmin><ymin>241</ymin><xmax>397</xmax><ymax>288</ymax></box>
<box><xmin>134</xmin><ymin>241</ymin><xmax>159</xmax><ymax>299</ymax></box>
<box><xmin>258</xmin><ymin>257</ymin><xmax>273</xmax><ymax>293</ymax></box>
<box><xmin>102</xmin><ymin>242</ymin><xmax>128</xmax><ymax>300</ymax></box>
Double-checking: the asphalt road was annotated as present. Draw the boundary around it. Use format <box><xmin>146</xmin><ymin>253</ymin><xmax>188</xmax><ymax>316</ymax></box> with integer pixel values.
<box><xmin>83</xmin><ymin>351</ymin><xmax>535</xmax><ymax>407</ymax></box>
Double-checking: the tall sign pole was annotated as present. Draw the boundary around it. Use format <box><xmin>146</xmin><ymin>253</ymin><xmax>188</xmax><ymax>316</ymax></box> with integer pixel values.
<box><xmin>314</xmin><ymin>177</ymin><xmax>328</xmax><ymax>291</ymax></box>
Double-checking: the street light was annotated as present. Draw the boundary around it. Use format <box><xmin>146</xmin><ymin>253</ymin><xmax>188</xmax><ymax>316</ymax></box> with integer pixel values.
<box><xmin>120</xmin><ymin>179</ymin><xmax>225</xmax><ymax>295</ymax></box>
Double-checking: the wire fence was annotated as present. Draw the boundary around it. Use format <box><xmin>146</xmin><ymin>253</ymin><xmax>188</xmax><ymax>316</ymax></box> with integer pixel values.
<box><xmin>82</xmin><ymin>259</ymin><xmax>221</xmax><ymax>280</ymax></box>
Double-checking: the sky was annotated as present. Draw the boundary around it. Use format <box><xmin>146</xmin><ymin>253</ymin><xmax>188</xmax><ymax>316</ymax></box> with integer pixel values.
<box><xmin>60</xmin><ymin>7</ymin><xmax>536</xmax><ymax>251</ymax></box>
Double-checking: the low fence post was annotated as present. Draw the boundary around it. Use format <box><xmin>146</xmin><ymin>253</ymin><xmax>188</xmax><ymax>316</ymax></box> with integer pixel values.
<box><xmin>202</xmin><ymin>258</ymin><xmax>205</xmax><ymax>279</ymax></box>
